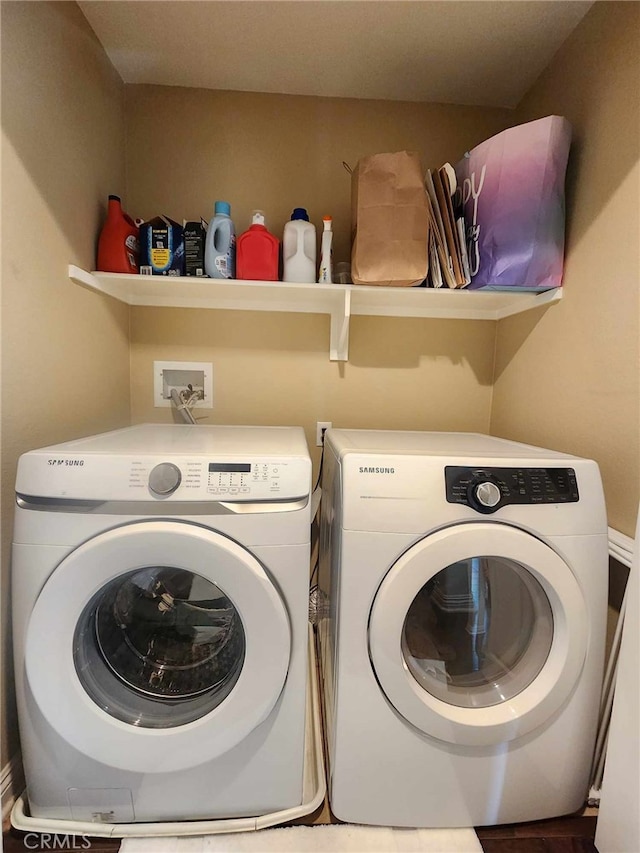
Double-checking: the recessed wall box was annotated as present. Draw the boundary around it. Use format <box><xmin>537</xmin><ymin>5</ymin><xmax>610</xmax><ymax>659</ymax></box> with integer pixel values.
<box><xmin>153</xmin><ymin>361</ymin><xmax>213</xmax><ymax>408</ymax></box>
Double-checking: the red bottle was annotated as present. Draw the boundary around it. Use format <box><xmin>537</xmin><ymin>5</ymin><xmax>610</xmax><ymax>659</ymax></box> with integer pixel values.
<box><xmin>97</xmin><ymin>195</ymin><xmax>139</xmax><ymax>273</ymax></box>
<box><xmin>236</xmin><ymin>210</ymin><xmax>280</xmax><ymax>281</ymax></box>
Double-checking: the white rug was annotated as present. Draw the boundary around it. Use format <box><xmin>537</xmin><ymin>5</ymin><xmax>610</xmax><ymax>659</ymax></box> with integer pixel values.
<box><xmin>119</xmin><ymin>824</ymin><xmax>483</xmax><ymax>852</ymax></box>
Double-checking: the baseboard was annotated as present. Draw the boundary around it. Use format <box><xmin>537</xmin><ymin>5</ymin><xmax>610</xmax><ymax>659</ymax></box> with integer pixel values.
<box><xmin>2</xmin><ymin>752</ymin><xmax>24</xmax><ymax>822</ymax></box>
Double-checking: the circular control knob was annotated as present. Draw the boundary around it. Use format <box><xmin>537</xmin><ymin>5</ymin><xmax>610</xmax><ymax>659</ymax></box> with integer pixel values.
<box><xmin>473</xmin><ymin>480</ymin><xmax>502</xmax><ymax>509</ymax></box>
<box><xmin>148</xmin><ymin>462</ymin><xmax>182</xmax><ymax>496</ymax></box>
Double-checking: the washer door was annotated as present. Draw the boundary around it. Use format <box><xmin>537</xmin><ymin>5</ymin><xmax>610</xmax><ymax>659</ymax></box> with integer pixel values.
<box><xmin>26</xmin><ymin>521</ymin><xmax>291</xmax><ymax>773</ymax></box>
<box><xmin>368</xmin><ymin>523</ymin><xmax>588</xmax><ymax>746</ymax></box>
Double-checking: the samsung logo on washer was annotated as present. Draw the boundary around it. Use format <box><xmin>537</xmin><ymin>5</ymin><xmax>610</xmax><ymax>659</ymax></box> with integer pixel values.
<box><xmin>359</xmin><ymin>466</ymin><xmax>395</xmax><ymax>474</ymax></box>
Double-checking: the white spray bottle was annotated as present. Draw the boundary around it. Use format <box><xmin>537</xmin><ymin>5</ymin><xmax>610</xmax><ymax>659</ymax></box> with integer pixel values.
<box><xmin>318</xmin><ymin>216</ymin><xmax>333</xmax><ymax>283</ymax></box>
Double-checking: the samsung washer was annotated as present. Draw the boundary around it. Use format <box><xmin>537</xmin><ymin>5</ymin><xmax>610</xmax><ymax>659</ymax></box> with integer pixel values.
<box><xmin>318</xmin><ymin>429</ymin><xmax>608</xmax><ymax>827</ymax></box>
<box><xmin>12</xmin><ymin>424</ymin><xmax>311</xmax><ymax>823</ymax></box>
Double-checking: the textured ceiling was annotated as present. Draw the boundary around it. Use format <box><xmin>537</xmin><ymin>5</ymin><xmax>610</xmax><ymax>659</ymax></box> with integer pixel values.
<box><xmin>79</xmin><ymin>1</ymin><xmax>594</xmax><ymax>109</ymax></box>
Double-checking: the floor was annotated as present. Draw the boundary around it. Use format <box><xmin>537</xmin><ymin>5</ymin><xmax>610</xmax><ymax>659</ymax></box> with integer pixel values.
<box><xmin>2</xmin><ymin>812</ymin><xmax>598</xmax><ymax>852</ymax></box>
<box><xmin>476</xmin><ymin>815</ymin><xmax>598</xmax><ymax>852</ymax></box>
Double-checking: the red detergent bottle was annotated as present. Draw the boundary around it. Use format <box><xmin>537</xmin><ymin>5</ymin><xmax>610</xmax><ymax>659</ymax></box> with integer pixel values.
<box><xmin>236</xmin><ymin>210</ymin><xmax>280</xmax><ymax>281</ymax></box>
<box><xmin>97</xmin><ymin>195</ymin><xmax>139</xmax><ymax>273</ymax></box>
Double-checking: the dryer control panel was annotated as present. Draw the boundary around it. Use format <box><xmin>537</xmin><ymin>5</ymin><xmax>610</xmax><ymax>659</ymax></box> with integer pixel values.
<box><xmin>445</xmin><ymin>466</ymin><xmax>579</xmax><ymax>514</ymax></box>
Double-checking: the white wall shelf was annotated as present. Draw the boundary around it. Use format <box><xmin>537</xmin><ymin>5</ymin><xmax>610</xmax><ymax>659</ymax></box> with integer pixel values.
<box><xmin>69</xmin><ymin>265</ymin><xmax>562</xmax><ymax>362</ymax></box>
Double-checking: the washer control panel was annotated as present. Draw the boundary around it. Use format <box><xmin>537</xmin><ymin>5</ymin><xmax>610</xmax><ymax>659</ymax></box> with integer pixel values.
<box><xmin>206</xmin><ymin>461</ymin><xmax>283</xmax><ymax>497</ymax></box>
<box><xmin>445</xmin><ymin>466</ymin><xmax>579</xmax><ymax>514</ymax></box>
<box><xmin>126</xmin><ymin>457</ymin><xmax>308</xmax><ymax>501</ymax></box>
<box><xmin>15</xmin><ymin>425</ymin><xmax>311</xmax><ymax>503</ymax></box>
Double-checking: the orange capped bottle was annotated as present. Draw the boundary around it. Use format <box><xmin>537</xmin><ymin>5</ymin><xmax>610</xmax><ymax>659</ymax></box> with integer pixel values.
<box><xmin>97</xmin><ymin>195</ymin><xmax>139</xmax><ymax>273</ymax></box>
<box><xmin>236</xmin><ymin>210</ymin><xmax>280</xmax><ymax>281</ymax></box>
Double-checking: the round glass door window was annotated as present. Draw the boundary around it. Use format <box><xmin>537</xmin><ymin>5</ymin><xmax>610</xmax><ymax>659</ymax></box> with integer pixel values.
<box><xmin>73</xmin><ymin>567</ymin><xmax>245</xmax><ymax>728</ymax></box>
<box><xmin>401</xmin><ymin>557</ymin><xmax>553</xmax><ymax>708</ymax></box>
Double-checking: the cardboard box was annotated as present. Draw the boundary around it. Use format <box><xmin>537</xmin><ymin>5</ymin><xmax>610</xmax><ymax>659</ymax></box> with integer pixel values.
<box><xmin>139</xmin><ymin>215</ymin><xmax>184</xmax><ymax>276</ymax></box>
<box><xmin>183</xmin><ymin>218</ymin><xmax>208</xmax><ymax>277</ymax></box>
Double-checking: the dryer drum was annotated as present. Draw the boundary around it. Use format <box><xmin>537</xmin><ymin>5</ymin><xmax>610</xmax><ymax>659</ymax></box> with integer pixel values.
<box><xmin>401</xmin><ymin>556</ymin><xmax>554</xmax><ymax>709</ymax></box>
<box><xmin>94</xmin><ymin>567</ymin><xmax>245</xmax><ymax>700</ymax></box>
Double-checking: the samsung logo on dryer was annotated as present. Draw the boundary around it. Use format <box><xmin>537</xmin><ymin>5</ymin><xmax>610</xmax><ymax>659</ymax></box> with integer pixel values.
<box><xmin>358</xmin><ymin>466</ymin><xmax>395</xmax><ymax>474</ymax></box>
<box><xmin>47</xmin><ymin>458</ymin><xmax>84</xmax><ymax>466</ymax></box>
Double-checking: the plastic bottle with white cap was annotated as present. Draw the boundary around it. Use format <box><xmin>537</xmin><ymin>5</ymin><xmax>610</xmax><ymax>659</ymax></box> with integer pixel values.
<box><xmin>236</xmin><ymin>210</ymin><xmax>280</xmax><ymax>281</ymax></box>
<box><xmin>282</xmin><ymin>208</ymin><xmax>316</xmax><ymax>283</ymax></box>
<box><xmin>204</xmin><ymin>200</ymin><xmax>236</xmax><ymax>279</ymax></box>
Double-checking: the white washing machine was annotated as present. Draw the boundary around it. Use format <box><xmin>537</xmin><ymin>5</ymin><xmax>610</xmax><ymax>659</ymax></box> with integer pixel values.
<box><xmin>12</xmin><ymin>424</ymin><xmax>312</xmax><ymax>824</ymax></box>
<box><xmin>318</xmin><ymin>429</ymin><xmax>608</xmax><ymax>827</ymax></box>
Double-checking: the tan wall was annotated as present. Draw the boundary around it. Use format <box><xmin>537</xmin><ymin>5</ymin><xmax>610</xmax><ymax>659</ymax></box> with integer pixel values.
<box><xmin>1</xmin><ymin>2</ymin><xmax>131</xmax><ymax>767</ymax></box>
<box><xmin>125</xmin><ymin>86</ymin><xmax>512</xmax><ymax>264</ymax></box>
<box><xmin>490</xmin><ymin>2</ymin><xmax>640</xmax><ymax>538</ymax></box>
<box><xmin>126</xmin><ymin>87</ymin><xmax>511</xmax><ymax>464</ymax></box>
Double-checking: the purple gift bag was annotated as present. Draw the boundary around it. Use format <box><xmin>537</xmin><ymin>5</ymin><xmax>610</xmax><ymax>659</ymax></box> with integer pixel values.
<box><xmin>455</xmin><ymin>116</ymin><xmax>572</xmax><ymax>291</ymax></box>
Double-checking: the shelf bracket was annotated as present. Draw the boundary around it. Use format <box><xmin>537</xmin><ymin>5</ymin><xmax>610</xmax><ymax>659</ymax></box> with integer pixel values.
<box><xmin>330</xmin><ymin>289</ymin><xmax>351</xmax><ymax>361</ymax></box>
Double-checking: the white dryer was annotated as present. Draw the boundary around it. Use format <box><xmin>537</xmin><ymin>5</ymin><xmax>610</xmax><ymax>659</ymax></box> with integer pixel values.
<box><xmin>318</xmin><ymin>429</ymin><xmax>608</xmax><ymax>827</ymax></box>
<box><xmin>13</xmin><ymin>424</ymin><xmax>311</xmax><ymax>824</ymax></box>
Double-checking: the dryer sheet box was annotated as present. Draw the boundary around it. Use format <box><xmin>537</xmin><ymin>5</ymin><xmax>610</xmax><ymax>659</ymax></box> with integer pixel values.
<box><xmin>183</xmin><ymin>218</ymin><xmax>208</xmax><ymax>277</ymax></box>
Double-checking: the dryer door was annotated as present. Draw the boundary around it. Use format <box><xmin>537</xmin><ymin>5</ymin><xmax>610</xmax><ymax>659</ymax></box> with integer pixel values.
<box><xmin>26</xmin><ymin>520</ymin><xmax>292</xmax><ymax>773</ymax></box>
<box><xmin>368</xmin><ymin>523</ymin><xmax>588</xmax><ymax>746</ymax></box>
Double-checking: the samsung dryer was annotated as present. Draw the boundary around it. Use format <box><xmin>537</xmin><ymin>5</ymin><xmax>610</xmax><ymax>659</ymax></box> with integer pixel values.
<box><xmin>12</xmin><ymin>424</ymin><xmax>312</xmax><ymax>824</ymax></box>
<box><xmin>318</xmin><ymin>429</ymin><xmax>608</xmax><ymax>827</ymax></box>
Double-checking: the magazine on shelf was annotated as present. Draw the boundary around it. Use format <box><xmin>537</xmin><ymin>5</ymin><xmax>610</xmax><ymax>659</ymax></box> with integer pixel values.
<box><xmin>425</xmin><ymin>166</ymin><xmax>470</xmax><ymax>289</ymax></box>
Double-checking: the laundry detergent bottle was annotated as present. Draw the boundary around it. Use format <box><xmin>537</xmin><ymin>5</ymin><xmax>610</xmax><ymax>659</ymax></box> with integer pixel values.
<box><xmin>236</xmin><ymin>210</ymin><xmax>280</xmax><ymax>281</ymax></box>
<box><xmin>204</xmin><ymin>201</ymin><xmax>236</xmax><ymax>279</ymax></box>
<box><xmin>282</xmin><ymin>208</ymin><xmax>316</xmax><ymax>283</ymax></box>
<box><xmin>97</xmin><ymin>195</ymin><xmax>139</xmax><ymax>273</ymax></box>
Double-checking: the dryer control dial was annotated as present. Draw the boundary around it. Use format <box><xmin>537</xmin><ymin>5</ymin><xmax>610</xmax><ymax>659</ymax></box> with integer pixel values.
<box><xmin>473</xmin><ymin>480</ymin><xmax>502</xmax><ymax>509</ymax></box>
<box><xmin>466</xmin><ymin>477</ymin><xmax>503</xmax><ymax>514</ymax></box>
<box><xmin>149</xmin><ymin>462</ymin><xmax>182</xmax><ymax>496</ymax></box>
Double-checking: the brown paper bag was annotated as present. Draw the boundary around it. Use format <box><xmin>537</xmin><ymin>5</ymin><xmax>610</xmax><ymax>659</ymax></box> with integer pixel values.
<box><xmin>351</xmin><ymin>151</ymin><xmax>429</xmax><ymax>286</ymax></box>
